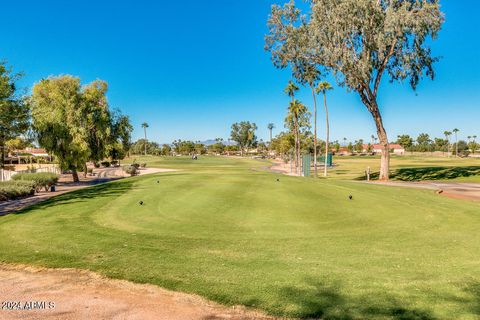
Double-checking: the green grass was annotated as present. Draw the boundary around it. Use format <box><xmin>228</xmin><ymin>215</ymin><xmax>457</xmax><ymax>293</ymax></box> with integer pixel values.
<box><xmin>330</xmin><ymin>155</ymin><xmax>480</xmax><ymax>182</ymax></box>
<box><xmin>1</xmin><ymin>156</ymin><xmax>480</xmax><ymax>319</ymax></box>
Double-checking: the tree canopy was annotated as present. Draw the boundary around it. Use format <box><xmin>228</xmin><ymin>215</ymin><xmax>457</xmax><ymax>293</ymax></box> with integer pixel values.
<box><xmin>0</xmin><ymin>62</ymin><xmax>30</xmax><ymax>167</ymax></box>
<box><xmin>266</xmin><ymin>0</ymin><xmax>444</xmax><ymax>180</ymax></box>
<box><xmin>230</xmin><ymin>121</ymin><xmax>258</xmax><ymax>155</ymax></box>
<box><xmin>31</xmin><ymin>75</ymin><xmax>131</xmax><ymax>181</ymax></box>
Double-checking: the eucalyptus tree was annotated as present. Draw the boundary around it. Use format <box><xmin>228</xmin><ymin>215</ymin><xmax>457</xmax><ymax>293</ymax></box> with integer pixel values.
<box><xmin>141</xmin><ymin>122</ymin><xmax>149</xmax><ymax>155</ymax></box>
<box><xmin>108</xmin><ymin>110</ymin><xmax>133</xmax><ymax>161</ymax></box>
<box><xmin>82</xmin><ymin>80</ymin><xmax>111</xmax><ymax>169</ymax></box>
<box><xmin>230</xmin><ymin>121</ymin><xmax>258</xmax><ymax>156</ymax></box>
<box><xmin>267</xmin><ymin>123</ymin><xmax>275</xmax><ymax>143</ymax></box>
<box><xmin>453</xmin><ymin>128</ymin><xmax>460</xmax><ymax>156</ymax></box>
<box><xmin>285</xmin><ymin>99</ymin><xmax>310</xmax><ymax>175</ymax></box>
<box><xmin>316</xmin><ymin>81</ymin><xmax>333</xmax><ymax>176</ymax></box>
<box><xmin>0</xmin><ymin>62</ymin><xmax>29</xmax><ymax>168</ymax></box>
<box><xmin>266</xmin><ymin>0</ymin><xmax>444</xmax><ymax>180</ymax></box>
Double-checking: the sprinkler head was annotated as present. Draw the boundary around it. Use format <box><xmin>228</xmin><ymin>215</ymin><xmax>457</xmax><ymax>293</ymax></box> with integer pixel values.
<box><xmin>139</xmin><ymin>201</ymin><xmax>144</xmax><ymax>205</ymax></box>
<box><xmin>349</xmin><ymin>195</ymin><xmax>353</xmax><ymax>200</ymax></box>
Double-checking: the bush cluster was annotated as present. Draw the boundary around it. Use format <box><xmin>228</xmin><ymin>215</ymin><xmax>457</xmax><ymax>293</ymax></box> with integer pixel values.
<box><xmin>0</xmin><ymin>180</ymin><xmax>36</xmax><ymax>201</ymax></box>
<box><xmin>12</xmin><ymin>173</ymin><xmax>59</xmax><ymax>192</ymax></box>
<box><xmin>101</xmin><ymin>161</ymin><xmax>111</xmax><ymax>168</ymax></box>
<box><xmin>123</xmin><ymin>165</ymin><xmax>139</xmax><ymax>176</ymax></box>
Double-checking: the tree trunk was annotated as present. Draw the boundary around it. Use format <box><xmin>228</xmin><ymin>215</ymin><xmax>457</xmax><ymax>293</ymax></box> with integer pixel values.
<box><xmin>83</xmin><ymin>163</ymin><xmax>88</xmax><ymax>178</ymax></box>
<box><xmin>312</xmin><ymin>87</ymin><xmax>318</xmax><ymax>178</ymax></box>
<box><xmin>72</xmin><ymin>169</ymin><xmax>80</xmax><ymax>183</ymax></box>
<box><xmin>370</xmin><ymin>105</ymin><xmax>390</xmax><ymax>180</ymax></box>
<box><xmin>0</xmin><ymin>144</ymin><xmax>5</xmax><ymax>169</ymax></box>
<box><xmin>144</xmin><ymin>128</ymin><xmax>148</xmax><ymax>156</ymax></box>
<box><xmin>323</xmin><ymin>93</ymin><xmax>330</xmax><ymax>177</ymax></box>
<box><xmin>294</xmin><ymin>116</ymin><xmax>300</xmax><ymax>175</ymax></box>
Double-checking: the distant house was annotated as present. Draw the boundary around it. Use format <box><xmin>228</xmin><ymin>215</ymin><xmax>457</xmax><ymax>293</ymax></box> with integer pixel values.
<box><xmin>363</xmin><ymin>144</ymin><xmax>405</xmax><ymax>155</ymax></box>
<box><xmin>8</xmin><ymin>147</ymin><xmax>53</xmax><ymax>164</ymax></box>
<box><xmin>23</xmin><ymin>147</ymin><xmax>51</xmax><ymax>157</ymax></box>
<box><xmin>333</xmin><ymin>147</ymin><xmax>351</xmax><ymax>156</ymax></box>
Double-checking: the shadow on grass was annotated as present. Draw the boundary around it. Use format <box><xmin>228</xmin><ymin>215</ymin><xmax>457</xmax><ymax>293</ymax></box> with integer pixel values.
<box><xmin>278</xmin><ymin>278</ymin><xmax>446</xmax><ymax>319</ymax></box>
<box><xmin>278</xmin><ymin>278</ymin><xmax>480</xmax><ymax>319</ymax></box>
<box><xmin>14</xmin><ymin>179</ymin><xmax>135</xmax><ymax>215</ymax></box>
<box><xmin>356</xmin><ymin>166</ymin><xmax>480</xmax><ymax>181</ymax></box>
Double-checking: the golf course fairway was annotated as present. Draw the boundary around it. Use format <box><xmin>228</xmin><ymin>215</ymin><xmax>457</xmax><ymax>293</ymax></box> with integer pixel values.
<box><xmin>0</xmin><ymin>156</ymin><xmax>479</xmax><ymax>319</ymax></box>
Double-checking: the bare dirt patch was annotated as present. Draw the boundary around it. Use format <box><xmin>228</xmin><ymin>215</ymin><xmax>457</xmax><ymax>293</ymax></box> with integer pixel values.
<box><xmin>0</xmin><ymin>264</ymin><xmax>272</xmax><ymax>320</ymax></box>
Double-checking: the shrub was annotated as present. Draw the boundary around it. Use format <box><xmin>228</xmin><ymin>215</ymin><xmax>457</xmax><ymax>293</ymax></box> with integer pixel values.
<box><xmin>101</xmin><ymin>161</ymin><xmax>111</xmax><ymax>168</ymax></box>
<box><xmin>140</xmin><ymin>163</ymin><xmax>147</xmax><ymax>168</ymax></box>
<box><xmin>12</xmin><ymin>173</ymin><xmax>59</xmax><ymax>192</ymax></box>
<box><xmin>0</xmin><ymin>180</ymin><xmax>36</xmax><ymax>201</ymax></box>
<box><xmin>123</xmin><ymin>165</ymin><xmax>138</xmax><ymax>176</ymax></box>
<box><xmin>131</xmin><ymin>163</ymin><xmax>140</xmax><ymax>169</ymax></box>
<box><xmin>111</xmin><ymin>160</ymin><xmax>119</xmax><ymax>167</ymax></box>
<box><xmin>87</xmin><ymin>168</ymin><xmax>94</xmax><ymax>175</ymax></box>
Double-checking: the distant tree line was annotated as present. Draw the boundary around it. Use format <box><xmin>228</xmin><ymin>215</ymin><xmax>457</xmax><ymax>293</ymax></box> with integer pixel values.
<box><xmin>396</xmin><ymin>132</ymin><xmax>477</xmax><ymax>156</ymax></box>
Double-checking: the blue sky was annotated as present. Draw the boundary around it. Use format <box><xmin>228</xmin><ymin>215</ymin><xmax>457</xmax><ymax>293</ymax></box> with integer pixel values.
<box><xmin>1</xmin><ymin>0</ymin><xmax>479</xmax><ymax>144</ymax></box>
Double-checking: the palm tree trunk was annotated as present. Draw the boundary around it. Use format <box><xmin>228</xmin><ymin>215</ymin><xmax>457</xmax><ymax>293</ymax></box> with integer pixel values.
<box><xmin>455</xmin><ymin>133</ymin><xmax>458</xmax><ymax>157</ymax></box>
<box><xmin>323</xmin><ymin>93</ymin><xmax>329</xmax><ymax>177</ymax></box>
<box><xmin>144</xmin><ymin>128</ymin><xmax>147</xmax><ymax>156</ymax></box>
<box><xmin>294</xmin><ymin>118</ymin><xmax>299</xmax><ymax>175</ymax></box>
<box><xmin>312</xmin><ymin>87</ymin><xmax>318</xmax><ymax>178</ymax></box>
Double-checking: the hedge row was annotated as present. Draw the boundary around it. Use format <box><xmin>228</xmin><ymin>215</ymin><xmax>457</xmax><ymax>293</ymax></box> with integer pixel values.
<box><xmin>12</xmin><ymin>173</ymin><xmax>59</xmax><ymax>192</ymax></box>
<box><xmin>0</xmin><ymin>180</ymin><xmax>36</xmax><ymax>202</ymax></box>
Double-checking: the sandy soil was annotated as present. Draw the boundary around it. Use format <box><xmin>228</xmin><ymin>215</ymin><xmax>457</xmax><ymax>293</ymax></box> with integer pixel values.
<box><xmin>0</xmin><ymin>264</ymin><xmax>271</xmax><ymax>320</ymax></box>
<box><xmin>269</xmin><ymin>160</ymin><xmax>297</xmax><ymax>176</ymax></box>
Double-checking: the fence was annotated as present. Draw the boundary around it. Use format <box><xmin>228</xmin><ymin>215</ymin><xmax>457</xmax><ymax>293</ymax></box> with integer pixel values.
<box><xmin>0</xmin><ymin>166</ymin><xmax>60</xmax><ymax>182</ymax></box>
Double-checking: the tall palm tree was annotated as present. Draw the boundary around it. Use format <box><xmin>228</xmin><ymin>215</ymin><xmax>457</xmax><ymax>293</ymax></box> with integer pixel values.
<box><xmin>284</xmin><ymin>81</ymin><xmax>299</xmax><ymax>103</ymax></box>
<box><xmin>453</xmin><ymin>128</ymin><xmax>460</xmax><ymax>157</ymax></box>
<box><xmin>287</xmin><ymin>100</ymin><xmax>308</xmax><ymax>175</ymax></box>
<box><xmin>343</xmin><ymin>137</ymin><xmax>347</xmax><ymax>146</ymax></box>
<box><xmin>473</xmin><ymin>135</ymin><xmax>478</xmax><ymax>155</ymax></box>
<box><xmin>316</xmin><ymin>81</ymin><xmax>333</xmax><ymax>177</ymax></box>
<box><xmin>141</xmin><ymin>122</ymin><xmax>149</xmax><ymax>156</ymax></box>
<box><xmin>444</xmin><ymin>131</ymin><xmax>452</xmax><ymax>157</ymax></box>
<box><xmin>284</xmin><ymin>81</ymin><xmax>299</xmax><ymax>172</ymax></box>
<box><xmin>267</xmin><ymin>123</ymin><xmax>275</xmax><ymax>144</ymax></box>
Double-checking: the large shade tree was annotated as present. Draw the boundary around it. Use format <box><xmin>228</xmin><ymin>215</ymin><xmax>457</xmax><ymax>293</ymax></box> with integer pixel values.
<box><xmin>31</xmin><ymin>76</ymin><xmax>88</xmax><ymax>182</ymax></box>
<box><xmin>31</xmin><ymin>75</ymin><xmax>131</xmax><ymax>181</ymax></box>
<box><xmin>81</xmin><ymin>80</ymin><xmax>112</xmax><ymax>168</ymax></box>
<box><xmin>266</xmin><ymin>0</ymin><xmax>444</xmax><ymax>180</ymax></box>
<box><xmin>0</xmin><ymin>62</ymin><xmax>30</xmax><ymax>168</ymax></box>
<box><xmin>230</xmin><ymin>121</ymin><xmax>258</xmax><ymax>156</ymax></box>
